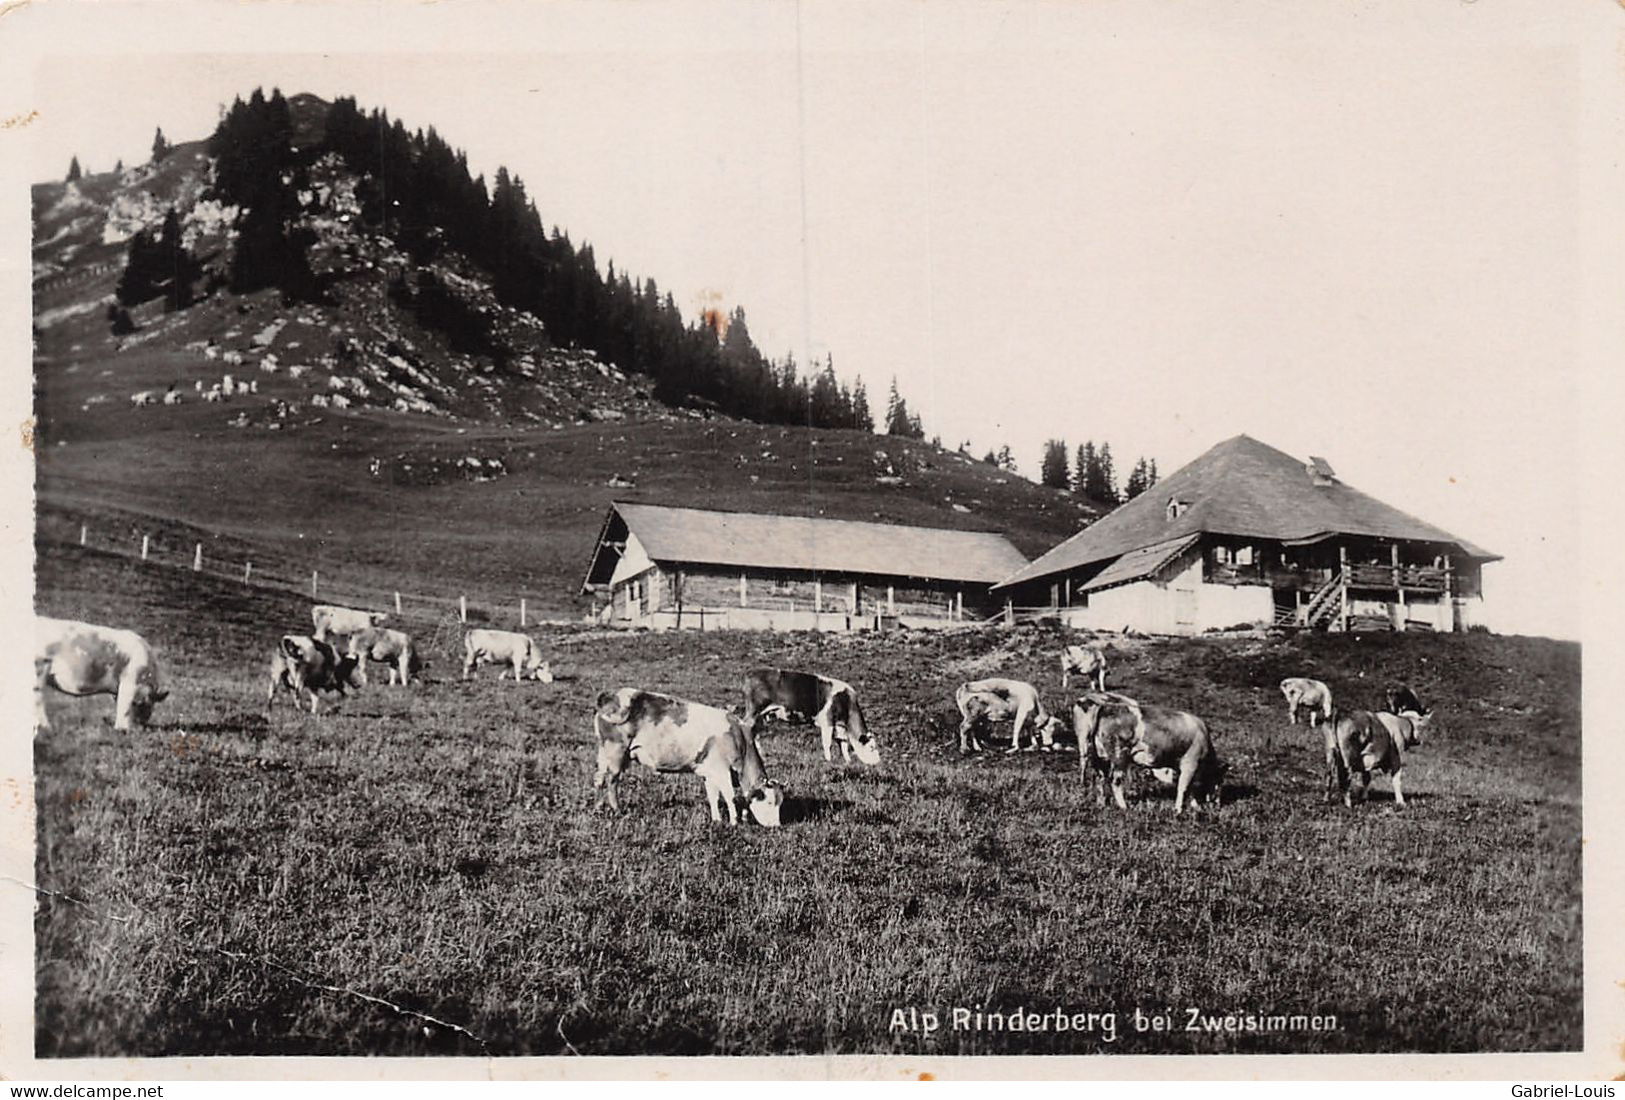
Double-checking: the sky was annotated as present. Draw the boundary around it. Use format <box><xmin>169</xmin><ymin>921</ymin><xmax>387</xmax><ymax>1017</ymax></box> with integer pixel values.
<box><xmin>6</xmin><ymin>0</ymin><xmax>1617</xmax><ymax>641</ymax></box>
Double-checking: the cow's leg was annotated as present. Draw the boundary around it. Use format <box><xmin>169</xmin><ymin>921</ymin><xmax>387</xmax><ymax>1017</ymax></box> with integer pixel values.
<box><xmin>1110</xmin><ymin>765</ymin><xmax>1130</xmax><ymax>811</ymax></box>
<box><xmin>697</xmin><ymin>757</ymin><xmax>739</xmax><ymax>825</ymax></box>
<box><xmin>112</xmin><ymin>677</ymin><xmax>137</xmax><ymax>732</ymax></box>
<box><xmin>1391</xmin><ymin>769</ymin><xmax>1406</xmax><ymax>808</ymax></box>
<box><xmin>34</xmin><ymin>662</ymin><xmax>51</xmax><ymax>731</ymax></box>
<box><xmin>1174</xmin><ymin>757</ymin><xmax>1197</xmax><ymax>816</ymax></box>
<box><xmin>817</xmin><ymin>716</ymin><xmax>835</xmax><ymax>761</ymax></box>
<box><xmin>462</xmin><ymin>653</ymin><xmax>475</xmax><ymax>681</ymax></box>
<box><xmin>594</xmin><ymin>742</ymin><xmax>628</xmax><ymax>811</ymax></box>
<box><xmin>1006</xmin><ymin>704</ymin><xmax>1031</xmax><ymax>754</ymax></box>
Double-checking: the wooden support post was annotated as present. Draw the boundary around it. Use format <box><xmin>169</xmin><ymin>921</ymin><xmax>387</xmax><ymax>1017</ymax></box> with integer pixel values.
<box><xmin>243</xmin><ymin>561</ymin><xmax>253</xmax><ymax>583</ymax></box>
<box><xmin>739</xmin><ymin>573</ymin><xmax>747</xmax><ymax>608</ymax></box>
<box><xmin>1391</xmin><ymin>543</ymin><xmax>1403</xmax><ymax>631</ymax></box>
<box><xmin>193</xmin><ymin>543</ymin><xmax>203</xmax><ymax>571</ymax></box>
<box><xmin>1004</xmin><ymin>599</ymin><xmax>1013</xmax><ymax>626</ymax></box>
<box><xmin>79</xmin><ymin>525</ymin><xmax>87</xmax><ymax>546</ymax></box>
<box><xmin>957</xmin><ymin>590</ymin><xmax>964</xmax><ymax>622</ymax></box>
<box><xmin>394</xmin><ymin>591</ymin><xmax>403</xmax><ymax>615</ymax></box>
<box><xmin>520</xmin><ymin>598</ymin><xmax>527</xmax><ymax>627</ymax></box>
<box><xmin>460</xmin><ymin>595</ymin><xmax>467</xmax><ymax>623</ymax></box>
<box><xmin>887</xmin><ymin>585</ymin><xmax>895</xmax><ymax>614</ymax></box>
<box><xmin>814</xmin><ymin>578</ymin><xmax>822</xmax><ymax>614</ymax></box>
<box><xmin>1338</xmin><ymin>545</ymin><xmax>1349</xmax><ymax>632</ymax></box>
<box><xmin>140</xmin><ymin>534</ymin><xmax>150</xmax><ymax>561</ymax></box>
<box><xmin>311</xmin><ymin>570</ymin><xmax>319</xmax><ymax>597</ymax></box>
<box><xmin>850</xmin><ymin>582</ymin><xmax>859</xmax><ymax>614</ymax></box>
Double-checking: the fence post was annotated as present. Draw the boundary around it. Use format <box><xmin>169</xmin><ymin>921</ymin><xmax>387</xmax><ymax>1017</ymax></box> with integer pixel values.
<box><xmin>460</xmin><ymin>595</ymin><xmax>467</xmax><ymax>623</ymax></box>
<box><xmin>312</xmin><ymin>570</ymin><xmax>319</xmax><ymax>597</ymax></box>
<box><xmin>79</xmin><ymin>525</ymin><xmax>86</xmax><ymax>546</ymax></box>
<box><xmin>394</xmin><ymin>591</ymin><xmax>402</xmax><ymax>615</ymax></box>
<box><xmin>520</xmin><ymin>598</ymin><xmax>527</xmax><ymax>627</ymax></box>
<box><xmin>243</xmin><ymin>561</ymin><xmax>253</xmax><ymax>583</ymax></box>
<box><xmin>193</xmin><ymin>543</ymin><xmax>203</xmax><ymax>571</ymax></box>
<box><xmin>140</xmin><ymin>534</ymin><xmax>149</xmax><ymax>561</ymax></box>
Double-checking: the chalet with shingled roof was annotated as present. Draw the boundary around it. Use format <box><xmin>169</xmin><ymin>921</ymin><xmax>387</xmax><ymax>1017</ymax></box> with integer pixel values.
<box><xmin>582</xmin><ymin>501</ymin><xmax>1030</xmax><ymax>631</ymax></box>
<box><xmin>991</xmin><ymin>435</ymin><xmax>1499</xmax><ymax>635</ymax></box>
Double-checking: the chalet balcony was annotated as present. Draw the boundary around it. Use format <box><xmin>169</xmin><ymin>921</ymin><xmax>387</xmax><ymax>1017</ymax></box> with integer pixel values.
<box><xmin>1345</xmin><ymin>563</ymin><xmax>1449</xmax><ymax>592</ymax></box>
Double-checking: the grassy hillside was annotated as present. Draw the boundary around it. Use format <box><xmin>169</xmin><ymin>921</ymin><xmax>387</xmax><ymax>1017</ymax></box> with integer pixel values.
<box><xmin>33</xmin><ymin>543</ymin><xmax>1581</xmax><ymax>1056</ymax></box>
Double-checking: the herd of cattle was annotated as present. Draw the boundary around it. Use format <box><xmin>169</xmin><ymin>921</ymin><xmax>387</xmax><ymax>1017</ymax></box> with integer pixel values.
<box><xmin>33</xmin><ymin>615</ymin><xmax>1435</xmax><ymax>826</ymax></box>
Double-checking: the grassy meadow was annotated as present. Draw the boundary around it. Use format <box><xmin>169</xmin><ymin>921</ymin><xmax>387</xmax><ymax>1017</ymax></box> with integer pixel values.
<box><xmin>33</xmin><ymin>541</ymin><xmax>1582</xmax><ymax>1057</ymax></box>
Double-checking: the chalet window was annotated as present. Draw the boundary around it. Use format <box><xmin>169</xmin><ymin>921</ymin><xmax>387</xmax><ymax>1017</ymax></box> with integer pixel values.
<box><xmin>772</xmin><ymin>576</ymin><xmax>793</xmax><ymax>593</ymax></box>
<box><xmin>1236</xmin><ymin>546</ymin><xmax>1254</xmax><ymax>566</ymax></box>
<box><xmin>1214</xmin><ymin>546</ymin><xmax>1232</xmax><ymax>565</ymax></box>
<box><xmin>1167</xmin><ymin>498</ymin><xmax>1189</xmax><ymax>521</ymax></box>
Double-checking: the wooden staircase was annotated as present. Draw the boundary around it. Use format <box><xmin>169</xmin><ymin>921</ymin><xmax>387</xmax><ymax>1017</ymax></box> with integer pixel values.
<box><xmin>1301</xmin><ymin>570</ymin><xmax>1345</xmax><ymax>629</ymax></box>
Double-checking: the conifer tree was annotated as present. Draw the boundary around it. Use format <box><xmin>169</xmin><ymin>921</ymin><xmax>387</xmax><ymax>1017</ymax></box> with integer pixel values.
<box><xmin>66</xmin><ymin>156</ymin><xmax>81</xmax><ymax>182</ymax></box>
<box><xmin>851</xmin><ymin>378</ymin><xmax>873</xmax><ymax>431</ymax></box>
<box><xmin>152</xmin><ymin>126</ymin><xmax>172</xmax><ymax>164</ymax></box>
<box><xmin>1040</xmin><ymin>439</ymin><xmax>1071</xmax><ymax>489</ymax></box>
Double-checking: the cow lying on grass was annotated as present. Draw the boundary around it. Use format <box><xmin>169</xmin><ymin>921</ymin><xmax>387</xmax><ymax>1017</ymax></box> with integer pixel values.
<box><xmin>1325</xmin><ymin>708</ymin><xmax>1429</xmax><ymax>808</ymax></box>
<box><xmin>1280</xmin><ymin>677</ymin><xmax>1333</xmax><ymax>727</ymax></box>
<box><xmin>35</xmin><ymin>617</ymin><xmax>169</xmax><ymax>732</ymax></box>
<box><xmin>955</xmin><ymin>678</ymin><xmax>1064</xmax><ymax>754</ymax></box>
<box><xmin>1073</xmin><ymin>691</ymin><xmax>1224</xmax><ymax>815</ymax></box>
<box><xmin>593</xmin><ymin>688</ymin><xmax>784</xmax><ymax>827</ymax></box>
<box><xmin>347</xmin><ymin>626</ymin><xmax>426</xmax><ymax>686</ymax></box>
<box><xmin>267</xmin><ymin>635</ymin><xmax>364</xmax><ymax>714</ymax></box>
<box><xmin>463</xmin><ymin>628</ymin><xmax>553</xmax><ymax>683</ymax></box>
<box><xmin>742</xmin><ymin>668</ymin><xmax>880</xmax><ymax>766</ymax></box>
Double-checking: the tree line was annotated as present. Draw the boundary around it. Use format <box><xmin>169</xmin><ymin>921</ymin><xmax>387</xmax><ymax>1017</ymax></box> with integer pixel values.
<box><xmin>191</xmin><ymin>89</ymin><xmax>913</xmax><ymax>433</ymax></box>
<box><xmin>1038</xmin><ymin>438</ymin><xmax>1158</xmax><ymax>505</ymax></box>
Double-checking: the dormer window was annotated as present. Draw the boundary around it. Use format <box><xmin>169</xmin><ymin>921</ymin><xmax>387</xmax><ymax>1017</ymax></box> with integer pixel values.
<box><xmin>1166</xmin><ymin>497</ymin><xmax>1189</xmax><ymax>521</ymax></box>
<box><xmin>1306</xmin><ymin>456</ymin><xmax>1338</xmax><ymax>486</ymax></box>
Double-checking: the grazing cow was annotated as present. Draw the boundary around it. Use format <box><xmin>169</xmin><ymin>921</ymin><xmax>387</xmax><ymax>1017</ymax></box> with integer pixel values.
<box><xmin>310</xmin><ymin>603</ymin><xmax>388</xmax><ymax>641</ymax></box>
<box><xmin>346</xmin><ymin>626</ymin><xmax>425</xmax><ymax>686</ymax></box>
<box><xmin>742</xmin><ymin>668</ymin><xmax>880</xmax><ymax>765</ymax></box>
<box><xmin>462</xmin><ymin>628</ymin><xmax>553</xmax><ymax>682</ymax></box>
<box><xmin>1385</xmin><ymin>685</ymin><xmax>1428</xmax><ymax>717</ymax></box>
<box><xmin>1060</xmin><ymin>643</ymin><xmax>1108</xmax><ymax>691</ymax></box>
<box><xmin>35</xmin><ymin>617</ymin><xmax>168</xmax><ymax>732</ymax></box>
<box><xmin>162</xmin><ymin>390</ymin><xmax>182</xmax><ymax>406</ymax></box>
<box><xmin>1073</xmin><ymin>692</ymin><xmax>1223</xmax><ymax>815</ymax></box>
<box><xmin>266</xmin><ymin>634</ymin><xmax>363</xmax><ymax>714</ymax></box>
<box><xmin>1280</xmin><ymin>677</ymin><xmax>1334</xmax><ymax>727</ymax></box>
<box><xmin>1325</xmin><ymin>708</ymin><xmax>1429</xmax><ymax>807</ymax></box>
<box><xmin>954</xmin><ymin>678</ymin><xmax>1065</xmax><ymax>754</ymax></box>
<box><xmin>592</xmin><ymin>687</ymin><xmax>784</xmax><ymax>826</ymax></box>
<box><xmin>203</xmin><ymin>387</ymin><xmax>224</xmax><ymax>403</ymax></box>
<box><xmin>130</xmin><ymin>391</ymin><xmax>156</xmax><ymax>406</ymax></box>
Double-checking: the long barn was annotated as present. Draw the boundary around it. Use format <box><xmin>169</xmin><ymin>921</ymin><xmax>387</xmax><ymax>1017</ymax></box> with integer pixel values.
<box><xmin>582</xmin><ymin>501</ymin><xmax>1030</xmax><ymax>631</ymax></box>
<box><xmin>992</xmin><ymin>434</ymin><xmax>1500</xmax><ymax>635</ymax></box>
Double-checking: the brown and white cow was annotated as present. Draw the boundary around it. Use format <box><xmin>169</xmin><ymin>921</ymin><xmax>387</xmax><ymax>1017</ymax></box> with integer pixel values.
<box><xmin>346</xmin><ymin>626</ymin><xmax>425</xmax><ymax>686</ymax></box>
<box><xmin>955</xmin><ymin>678</ymin><xmax>1065</xmax><ymax>754</ymax></box>
<box><xmin>1061</xmin><ymin>643</ymin><xmax>1108</xmax><ymax>692</ymax></box>
<box><xmin>311</xmin><ymin>604</ymin><xmax>388</xmax><ymax>641</ymax></box>
<box><xmin>267</xmin><ymin>634</ymin><xmax>364</xmax><ymax>714</ymax></box>
<box><xmin>1073</xmin><ymin>692</ymin><xmax>1224</xmax><ymax>815</ymax></box>
<box><xmin>1280</xmin><ymin>677</ymin><xmax>1334</xmax><ymax>727</ymax></box>
<box><xmin>592</xmin><ymin>688</ymin><xmax>785</xmax><ymax>826</ymax></box>
<box><xmin>742</xmin><ymin>668</ymin><xmax>880</xmax><ymax>765</ymax></box>
<box><xmin>1325</xmin><ymin>708</ymin><xmax>1429</xmax><ymax>808</ymax></box>
<box><xmin>462</xmin><ymin>628</ymin><xmax>553</xmax><ymax>683</ymax></box>
<box><xmin>35</xmin><ymin>617</ymin><xmax>169</xmax><ymax>732</ymax></box>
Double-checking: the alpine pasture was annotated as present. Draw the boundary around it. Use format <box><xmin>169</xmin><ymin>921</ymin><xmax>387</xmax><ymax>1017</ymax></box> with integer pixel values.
<box><xmin>33</xmin><ymin>539</ymin><xmax>1581</xmax><ymax>1056</ymax></box>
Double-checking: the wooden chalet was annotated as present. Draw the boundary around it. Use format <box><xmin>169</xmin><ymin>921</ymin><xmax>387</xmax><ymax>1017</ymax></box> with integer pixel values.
<box><xmin>582</xmin><ymin>501</ymin><xmax>1031</xmax><ymax>631</ymax></box>
<box><xmin>992</xmin><ymin>435</ymin><xmax>1499</xmax><ymax>635</ymax></box>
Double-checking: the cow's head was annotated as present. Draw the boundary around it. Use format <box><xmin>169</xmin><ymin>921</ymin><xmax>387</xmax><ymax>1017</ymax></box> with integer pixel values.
<box><xmin>746</xmin><ymin>781</ymin><xmax>785</xmax><ymax>827</ymax></box>
<box><xmin>596</xmin><ymin>688</ymin><xmax>634</xmax><ymax>725</ymax></box>
<box><xmin>338</xmin><ymin>654</ymin><xmax>365</xmax><ymax>692</ymax></box>
<box><xmin>842</xmin><ymin>697</ymin><xmax>881</xmax><ymax>765</ymax></box>
<box><xmin>1399</xmin><ymin>710</ymin><xmax>1430</xmax><ymax>749</ymax></box>
<box><xmin>532</xmin><ymin>660</ymin><xmax>555</xmax><ymax>684</ymax></box>
<box><xmin>1035</xmin><ymin>714</ymin><xmax>1068</xmax><ymax>751</ymax></box>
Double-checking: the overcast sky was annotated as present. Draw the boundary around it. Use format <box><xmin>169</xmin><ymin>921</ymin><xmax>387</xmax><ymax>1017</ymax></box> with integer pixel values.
<box><xmin>8</xmin><ymin>0</ymin><xmax>1616</xmax><ymax>640</ymax></box>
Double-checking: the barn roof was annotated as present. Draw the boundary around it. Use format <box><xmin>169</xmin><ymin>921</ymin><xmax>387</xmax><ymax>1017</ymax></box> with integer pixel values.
<box><xmin>994</xmin><ymin>434</ymin><xmax>1498</xmax><ymax>591</ymax></box>
<box><xmin>583</xmin><ymin>501</ymin><xmax>1031</xmax><ymax>590</ymax></box>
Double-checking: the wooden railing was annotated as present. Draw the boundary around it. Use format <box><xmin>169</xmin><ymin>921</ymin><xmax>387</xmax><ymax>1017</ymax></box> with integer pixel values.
<box><xmin>1346</xmin><ymin>564</ymin><xmax>1448</xmax><ymax>592</ymax></box>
